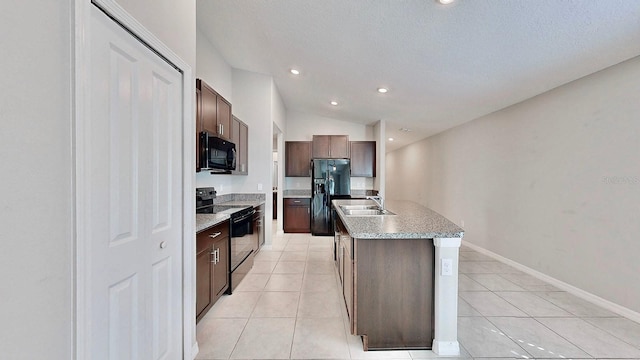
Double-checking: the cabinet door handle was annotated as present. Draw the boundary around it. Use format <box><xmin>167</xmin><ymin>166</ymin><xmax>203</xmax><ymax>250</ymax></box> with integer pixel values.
<box><xmin>210</xmin><ymin>248</ymin><xmax>220</xmax><ymax>264</ymax></box>
<box><xmin>293</xmin><ymin>200</ymin><xmax>301</xmax><ymax>203</ymax></box>
<box><xmin>209</xmin><ymin>232</ymin><xmax>222</xmax><ymax>239</ymax></box>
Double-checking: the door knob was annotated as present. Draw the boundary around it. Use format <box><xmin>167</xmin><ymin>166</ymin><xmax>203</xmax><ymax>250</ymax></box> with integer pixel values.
<box><xmin>160</xmin><ymin>241</ymin><xmax>167</xmax><ymax>249</ymax></box>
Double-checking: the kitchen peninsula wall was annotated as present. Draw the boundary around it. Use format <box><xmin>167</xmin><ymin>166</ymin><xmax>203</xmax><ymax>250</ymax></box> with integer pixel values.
<box><xmin>284</xmin><ymin>110</ymin><xmax>377</xmax><ymax>192</ymax></box>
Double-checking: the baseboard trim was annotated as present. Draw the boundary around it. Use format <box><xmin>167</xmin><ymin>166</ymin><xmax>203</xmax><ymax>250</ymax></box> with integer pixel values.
<box><xmin>462</xmin><ymin>241</ymin><xmax>640</xmax><ymax>323</ymax></box>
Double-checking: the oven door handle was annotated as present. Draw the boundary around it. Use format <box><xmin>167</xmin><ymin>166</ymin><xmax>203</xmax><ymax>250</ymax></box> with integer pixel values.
<box><xmin>233</xmin><ymin>210</ymin><xmax>256</xmax><ymax>223</ymax></box>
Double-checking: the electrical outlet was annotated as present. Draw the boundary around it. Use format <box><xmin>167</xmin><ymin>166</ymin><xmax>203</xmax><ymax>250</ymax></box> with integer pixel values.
<box><xmin>441</xmin><ymin>258</ymin><xmax>453</xmax><ymax>276</ymax></box>
<box><xmin>257</xmin><ymin>183</ymin><xmax>263</xmax><ymax>191</ymax></box>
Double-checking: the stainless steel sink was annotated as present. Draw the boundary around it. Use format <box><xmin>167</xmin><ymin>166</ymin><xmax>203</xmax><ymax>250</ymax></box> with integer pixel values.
<box><xmin>342</xmin><ymin>208</ymin><xmax>395</xmax><ymax>216</ymax></box>
<box><xmin>339</xmin><ymin>205</ymin><xmax>380</xmax><ymax>210</ymax></box>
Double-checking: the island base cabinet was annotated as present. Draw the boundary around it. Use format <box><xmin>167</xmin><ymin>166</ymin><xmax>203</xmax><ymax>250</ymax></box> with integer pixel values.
<box><xmin>354</xmin><ymin>238</ymin><xmax>435</xmax><ymax>350</ymax></box>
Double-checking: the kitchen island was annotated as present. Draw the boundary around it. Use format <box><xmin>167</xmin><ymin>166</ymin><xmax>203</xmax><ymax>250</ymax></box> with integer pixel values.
<box><xmin>332</xmin><ymin>199</ymin><xmax>463</xmax><ymax>355</ymax></box>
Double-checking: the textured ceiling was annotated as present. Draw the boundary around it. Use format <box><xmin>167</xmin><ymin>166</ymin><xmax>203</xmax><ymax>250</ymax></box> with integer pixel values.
<box><xmin>197</xmin><ymin>0</ymin><xmax>640</xmax><ymax>151</ymax></box>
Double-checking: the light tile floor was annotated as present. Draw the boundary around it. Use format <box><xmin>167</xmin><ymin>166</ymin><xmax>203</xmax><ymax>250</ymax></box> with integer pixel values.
<box><xmin>196</xmin><ymin>223</ymin><xmax>640</xmax><ymax>359</ymax></box>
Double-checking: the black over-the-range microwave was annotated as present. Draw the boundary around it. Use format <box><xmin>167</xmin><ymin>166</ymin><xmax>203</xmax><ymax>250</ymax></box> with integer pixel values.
<box><xmin>200</xmin><ymin>131</ymin><xmax>236</xmax><ymax>173</ymax></box>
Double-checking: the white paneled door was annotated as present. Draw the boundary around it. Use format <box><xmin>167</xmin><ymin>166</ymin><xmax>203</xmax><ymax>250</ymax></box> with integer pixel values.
<box><xmin>88</xmin><ymin>5</ymin><xmax>183</xmax><ymax>359</ymax></box>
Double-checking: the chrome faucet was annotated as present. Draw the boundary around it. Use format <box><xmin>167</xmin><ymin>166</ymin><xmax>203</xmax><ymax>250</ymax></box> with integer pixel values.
<box><xmin>366</xmin><ymin>195</ymin><xmax>384</xmax><ymax>210</ymax></box>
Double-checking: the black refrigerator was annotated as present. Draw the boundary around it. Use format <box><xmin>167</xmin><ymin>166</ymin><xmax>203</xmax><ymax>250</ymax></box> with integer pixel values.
<box><xmin>311</xmin><ymin>159</ymin><xmax>351</xmax><ymax>235</ymax></box>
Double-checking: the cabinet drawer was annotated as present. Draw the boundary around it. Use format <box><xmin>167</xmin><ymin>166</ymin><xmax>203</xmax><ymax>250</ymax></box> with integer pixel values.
<box><xmin>284</xmin><ymin>198</ymin><xmax>310</xmax><ymax>207</ymax></box>
<box><xmin>197</xmin><ymin>220</ymin><xmax>229</xmax><ymax>253</ymax></box>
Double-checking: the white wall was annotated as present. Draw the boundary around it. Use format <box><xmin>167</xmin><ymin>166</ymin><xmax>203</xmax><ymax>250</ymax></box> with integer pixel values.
<box><xmin>196</xmin><ymin>28</ymin><xmax>233</xmax><ymax>101</ymax></box>
<box><xmin>231</xmin><ymin>69</ymin><xmax>273</xmax><ymax>193</ymax></box>
<box><xmin>387</xmin><ymin>56</ymin><xmax>640</xmax><ymax>315</ymax></box>
<box><xmin>272</xmin><ymin>82</ymin><xmax>287</xmax><ymax>136</ymax></box>
<box><xmin>231</xmin><ymin>69</ymin><xmax>283</xmax><ymax>241</ymax></box>
<box><xmin>0</xmin><ymin>2</ymin><xmax>73</xmax><ymax>358</ymax></box>
<box><xmin>286</xmin><ymin>110</ymin><xmax>374</xmax><ymax>141</ymax></box>
<box><xmin>118</xmin><ymin>0</ymin><xmax>196</xmax><ymax>68</ymax></box>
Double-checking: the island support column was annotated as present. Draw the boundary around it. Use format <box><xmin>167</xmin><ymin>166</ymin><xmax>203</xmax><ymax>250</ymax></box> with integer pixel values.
<box><xmin>432</xmin><ymin>237</ymin><xmax>462</xmax><ymax>355</ymax></box>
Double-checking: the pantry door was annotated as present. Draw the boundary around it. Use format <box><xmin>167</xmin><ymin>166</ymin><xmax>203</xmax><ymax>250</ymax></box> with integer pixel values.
<box><xmin>87</xmin><ymin>5</ymin><xmax>183</xmax><ymax>359</ymax></box>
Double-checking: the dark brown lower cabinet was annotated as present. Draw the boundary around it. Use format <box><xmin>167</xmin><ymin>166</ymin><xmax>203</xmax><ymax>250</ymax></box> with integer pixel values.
<box><xmin>195</xmin><ymin>244</ymin><xmax>212</xmax><ymax>320</ymax></box>
<box><xmin>283</xmin><ymin>198</ymin><xmax>310</xmax><ymax>233</ymax></box>
<box><xmin>196</xmin><ymin>220</ymin><xmax>230</xmax><ymax>323</ymax></box>
<box><xmin>335</xmin><ymin>217</ymin><xmax>435</xmax><ymax>350</ymax></box>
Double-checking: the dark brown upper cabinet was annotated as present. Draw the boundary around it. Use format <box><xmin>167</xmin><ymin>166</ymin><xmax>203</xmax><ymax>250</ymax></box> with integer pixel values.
<box><xmin>196</xmin><ymin>78</ymin><xmax>232</xmax><ymax>141</ymax></box>
<box><xmin>285</xmin><ymin>141</ymin><xmax>311</xmax><ymax>177</ymax></box>
<box><xmin>231</xmin><ymin>116</ymin><xmax>249</xmax><ymax>175</ymax></box>
<box><xmin>350</xmin><ymin>141</ymin><xmax>376</xmax><ymax>177</ymax></box>
<box><xmin>312</xmin><ymin>135</ymin><xmax>349</xmax><ymax>158</ymax></box>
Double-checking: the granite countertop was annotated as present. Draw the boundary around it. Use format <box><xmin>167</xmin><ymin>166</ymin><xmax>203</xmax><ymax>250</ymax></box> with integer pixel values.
<box><xmin>196</xmin><ymin>199</ymin><xmax>266</xmax><ymax>233</ymax></box>
<box><xmin>333</xmin><ymin>199</ymin><xmax>464</xmax><ymax>239</ymax></box>
<box><xmin>196</xmin><ymin>213</ymin><xmax>231</xmax><ymax>233</ymax></box>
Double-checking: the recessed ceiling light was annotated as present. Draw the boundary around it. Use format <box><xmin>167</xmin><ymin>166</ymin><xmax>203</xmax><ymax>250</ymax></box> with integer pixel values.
<box><xmin>377</xmin><ymin>87</ymin><xmax>388</xmax><ymax>94</ymax></box>
<box><xmin>438</xmin><ymin>0</ymin><xmax>454</xmax><ymax>4</ymax></box>
<box><xmin>330</xmin><ymin>101</ymin><xmax>338</xmax><ymax>106</ymax></box>
<box><xmin>388</xmin><ymin>137</ymin><xmax>394</xmax><ymax>141</ymax></box>
<box><xmin>290</xmin><ymin>69</ymin><xmax>300</xmax><ymax>75</ymax></box>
